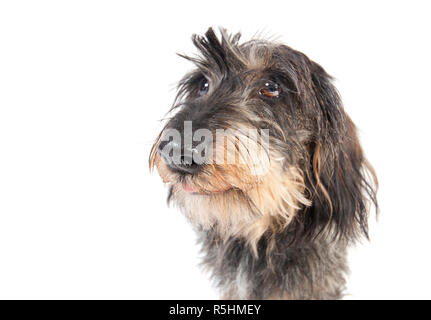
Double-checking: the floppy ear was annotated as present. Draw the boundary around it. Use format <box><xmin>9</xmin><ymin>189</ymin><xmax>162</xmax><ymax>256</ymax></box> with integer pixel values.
<box><xmin>299</xmin><ymin>63</ymin><xmax>378</xmax><ymax>242</ymax></box>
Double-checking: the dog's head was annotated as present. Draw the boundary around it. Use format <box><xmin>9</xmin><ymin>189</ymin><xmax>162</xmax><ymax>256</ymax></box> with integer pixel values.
<box><xmin>149</xmin><ymin>28</ymin><xmax>377</xmax><ymax>251</ymax></box>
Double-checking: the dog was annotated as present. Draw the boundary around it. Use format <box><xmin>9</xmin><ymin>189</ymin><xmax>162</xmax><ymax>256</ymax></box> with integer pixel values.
<box><xmin>149</xmin><ymin>28</ymin><xmax>377</xmax><ymax>299</ymax></box>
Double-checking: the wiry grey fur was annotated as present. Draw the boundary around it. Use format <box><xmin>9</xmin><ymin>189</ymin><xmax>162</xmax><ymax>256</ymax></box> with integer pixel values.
<box><xmin>199</xmin><ymin>229</ymin><xmax>348</xmax><ymax>299</ymax></box>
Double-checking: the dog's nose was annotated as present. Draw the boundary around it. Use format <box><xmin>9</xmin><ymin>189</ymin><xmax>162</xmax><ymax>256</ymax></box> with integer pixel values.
<box><xmin>157</xmin><ymin>140</ymin><xmax>201</xmax><ymax>174</ymax></box>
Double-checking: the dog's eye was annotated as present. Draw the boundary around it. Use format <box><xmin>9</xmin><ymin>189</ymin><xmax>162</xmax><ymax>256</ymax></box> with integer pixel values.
<box><xmin>259</xmin><ymin>82</ymin><xmax>282</xmax><ymax>98</ymax></box>
<box><xmin>199</xmin><ymin>78</ymin><xmax>209</xmax><ymax>96</ymax></box>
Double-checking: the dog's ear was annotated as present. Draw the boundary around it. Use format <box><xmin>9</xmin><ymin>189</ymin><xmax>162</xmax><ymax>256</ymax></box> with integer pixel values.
<box><xmin>299</xmin><ymin>63</ymin><xmax>378</xmax><ymax>242</ymax></box>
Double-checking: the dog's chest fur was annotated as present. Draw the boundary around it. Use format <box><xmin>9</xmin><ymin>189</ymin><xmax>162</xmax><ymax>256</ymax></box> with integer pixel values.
<box><xmin>198</xmin><ymin>229</ymin><xmax>349</xmax><ymax>300</ymax></box>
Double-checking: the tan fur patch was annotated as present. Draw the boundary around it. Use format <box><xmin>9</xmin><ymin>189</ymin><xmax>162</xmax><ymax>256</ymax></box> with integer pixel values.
<box><xmin>151</xmin><ymin>144</ymin><xmax>311</xmax><ymax>255</ymax></box>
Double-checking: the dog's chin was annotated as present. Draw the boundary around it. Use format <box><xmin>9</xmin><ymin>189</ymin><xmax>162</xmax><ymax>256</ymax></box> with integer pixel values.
<box><xmin>163</xmin><ymin>166</ymin><xmax>245</xmax><ymax>195</ymax></box>
<box><xmin>171</xmin><ymin>175</ymin><xmax>237</xmax><ymax>195</ymax></box>
<box><xmin>181</xmin><ymin>182</ymin><xmax>232</xmax><ymax>195</ymax></box>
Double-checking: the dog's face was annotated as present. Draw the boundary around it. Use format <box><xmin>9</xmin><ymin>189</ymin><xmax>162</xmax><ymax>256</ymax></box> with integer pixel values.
<box><xmin>150</xmin><ymin>28</ymin><xmax>377</xmax><ymax>251</ymax></box>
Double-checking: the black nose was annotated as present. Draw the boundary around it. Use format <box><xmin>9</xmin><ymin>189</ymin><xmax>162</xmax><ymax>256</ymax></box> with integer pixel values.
<box><xmin>157</xmin><ymin>140</ymin><xmax>201</xmax><ymax>174</ymax></box>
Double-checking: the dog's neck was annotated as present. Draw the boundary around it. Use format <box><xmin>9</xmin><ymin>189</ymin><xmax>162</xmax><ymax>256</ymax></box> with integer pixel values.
<box><xmin>198</xmin><ymin>228</ymin><xmax>348</xmax><ymax>300</ymax></box>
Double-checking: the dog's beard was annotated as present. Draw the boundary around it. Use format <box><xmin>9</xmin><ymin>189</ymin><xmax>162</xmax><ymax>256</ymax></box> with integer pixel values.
<box><xmin>150</xmin><ymin>134</ymin><xmax>311</xmax><ymax>254</ymax></box>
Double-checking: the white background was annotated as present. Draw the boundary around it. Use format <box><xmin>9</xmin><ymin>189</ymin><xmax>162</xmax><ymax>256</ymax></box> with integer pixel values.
<box><xmin>0</xmin><ymin>0</ymin><xmax>430</xmax><ymax>299</ymax></box>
